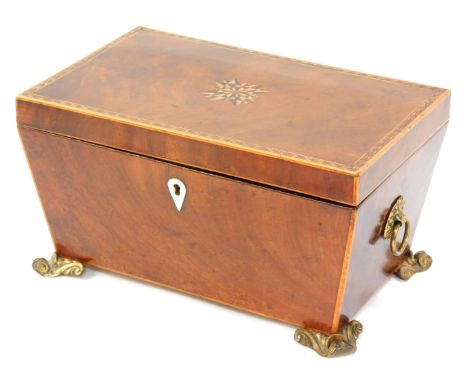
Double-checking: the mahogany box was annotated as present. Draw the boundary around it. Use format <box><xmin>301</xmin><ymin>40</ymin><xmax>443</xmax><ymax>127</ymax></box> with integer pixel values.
<box><xmin>17</xmin><ymin>27</ymin><xmax>450</xmax><ymax>357</ymax></box>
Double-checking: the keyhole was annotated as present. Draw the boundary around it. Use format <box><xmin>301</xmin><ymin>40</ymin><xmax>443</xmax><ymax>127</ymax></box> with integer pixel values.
<box><xmin>168</xmin><ymin>178</ymin><xmax>186</xmax><ymax>212</ymax></box>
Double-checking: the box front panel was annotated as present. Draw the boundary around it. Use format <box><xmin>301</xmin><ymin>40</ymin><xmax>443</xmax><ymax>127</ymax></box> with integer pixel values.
<box><xmin>19</xmin><ymin>126</ymin><xmax>354</xmax><ymax>332</ymax></box>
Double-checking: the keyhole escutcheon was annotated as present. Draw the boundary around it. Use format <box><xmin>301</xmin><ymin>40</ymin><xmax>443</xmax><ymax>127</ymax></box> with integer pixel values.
<box><xmin>167</xmin><ymin>178</ymin><xmax>186</xmax><ymax>212</ymax></box>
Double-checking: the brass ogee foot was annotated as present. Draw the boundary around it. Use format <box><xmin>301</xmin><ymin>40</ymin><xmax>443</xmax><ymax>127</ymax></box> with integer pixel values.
<box><xmin>32</xmin><ymin>252</ymin><xmax>84</xmax><ymax>277</ymax></box>
<box><xmin>294</xmin><ymin>320</ymin><xmax>363</xmax><ymax>357</ymax></box>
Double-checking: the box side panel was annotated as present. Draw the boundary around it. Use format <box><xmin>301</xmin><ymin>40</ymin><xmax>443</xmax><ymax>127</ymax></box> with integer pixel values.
<box><xmin>357</xmin><ymin>93</ymin><xmax>450</xmax><ymax>203</ymax></box>
<box><xmin>16</xmin><ymin>99</ymin><xmax>356</xmax><ymax>205</ymax></box>
<box><xmin>340</xmin><ymin>124</ymin><xmax>447</xmax><ymax>320</ymax></box>
<box><xmin>19</xmin><ymin>125</ymin><xmax>354</xmax><ymax>333</ymax></box>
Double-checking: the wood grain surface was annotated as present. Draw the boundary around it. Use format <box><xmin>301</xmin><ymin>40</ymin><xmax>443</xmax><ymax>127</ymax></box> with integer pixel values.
<box><xmin>19</xmin><ymin>126</ymin><xmax>355</xmax><ymax>332</ymax></box>
<box><xmin>16</xmin><ymin>27</ymin><xmax>450</xmax><ymax>205</ymax></box>
<box><xmin>17</xmin><ymin>27</ymin><xmax>450</xmax><ymax>333</ymax></box>
<box><xmin>340</xmin><ymin>124</ymin><xmax>448</xmax><ymax>321</ymax></box>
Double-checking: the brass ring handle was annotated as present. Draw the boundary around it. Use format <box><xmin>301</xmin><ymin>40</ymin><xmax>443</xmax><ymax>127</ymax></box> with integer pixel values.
<box><xmin>383</xmin><ymin>196</ymin><xmax>411</xmax><ymax>257</ymax></box>
<box><xmin>382</xmin><ymin>196</ymin><xmax>433</xmax><ymax>279</ymax></box>
<box><xmin>390</xmin><ymin>220</ymin><xmax>411</xmax><ymax>257</ymax></box>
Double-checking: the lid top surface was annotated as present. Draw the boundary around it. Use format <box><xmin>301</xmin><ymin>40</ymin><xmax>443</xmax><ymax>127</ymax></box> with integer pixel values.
<box><xmin>21</xmin><ymin>27</ymin><xmax>446</xmax><ymax>174</ymax></box>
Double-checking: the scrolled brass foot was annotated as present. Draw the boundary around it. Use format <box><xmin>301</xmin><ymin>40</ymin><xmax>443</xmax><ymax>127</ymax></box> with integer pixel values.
<box><xmin>394</xmin><ymin>250</ymin><xmax>432</xmax><ymax>280</ymax></box>
<box><xmin>32</xmin><ymin>252</ymin><xmax>84</xmax><ymax>277</ymax></box>
<box><xmin>294</xmin><ymin>320</ymin><xmax>363</xmax><ymax>357</ymax></box>
<box><xmin>382</xmin><ymin>197</ymin><xmax>433</xmax><ymax>280</ymax></box>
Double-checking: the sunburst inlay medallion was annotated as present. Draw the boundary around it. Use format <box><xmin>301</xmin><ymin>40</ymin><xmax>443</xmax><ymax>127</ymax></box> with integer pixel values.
<box><xmin>203</xmin><ymin>79</ymin><xmax>267</xmax><ymax>106</ymax></box>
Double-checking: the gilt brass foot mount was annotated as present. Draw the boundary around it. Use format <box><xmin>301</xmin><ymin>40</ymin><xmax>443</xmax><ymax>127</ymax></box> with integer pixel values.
<box><xmin>32</xmin><ymin>252</ymin><xmax>84</xmax><ymax>277</ymax></box>
<box><xmin>294</xmin><ymin>320</ymin><xmax>363</xmax><ymax>357</ymax></box>
<box><xmin>394</xmin><ymin>250</ymin><xmax>432</xmax><ymax>280</ymax></box>
<box><xmin>383</xmin><ymin>196</ymin><xmax>433</xmax><ymax>280</ymax></box>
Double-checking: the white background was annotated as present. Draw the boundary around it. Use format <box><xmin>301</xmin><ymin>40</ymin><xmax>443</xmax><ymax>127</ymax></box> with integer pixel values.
<box><xmin>1</xmin><ymin>1</ymin><xmax>466</xmax><ymax>381</ymax></box>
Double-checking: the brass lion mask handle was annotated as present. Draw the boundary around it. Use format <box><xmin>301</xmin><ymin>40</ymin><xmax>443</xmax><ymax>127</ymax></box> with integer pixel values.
<box><xmin>382</xmin><ymin>196</ymin><xmax>432</xmax><ymax>280</ymax></box>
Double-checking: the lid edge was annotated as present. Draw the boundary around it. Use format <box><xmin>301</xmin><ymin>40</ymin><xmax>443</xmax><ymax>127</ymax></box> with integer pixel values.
<box><xmin>16</xmin><ymin>97</ymin><xmax>359</xmax><ymax>206</ymax></box>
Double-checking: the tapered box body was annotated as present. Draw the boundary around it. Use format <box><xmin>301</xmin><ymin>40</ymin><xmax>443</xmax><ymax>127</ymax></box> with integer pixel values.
<box><xmin>17</xmin><ymin>27</ymin><xmax>450</xmax><ymax>334</ymax></box>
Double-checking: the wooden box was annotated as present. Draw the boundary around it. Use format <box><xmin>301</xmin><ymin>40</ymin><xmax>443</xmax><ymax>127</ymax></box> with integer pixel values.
<box><xmin>17</xmin><ymin>27</ymin><xmax>450</xmax><ymax>357</ymax></box>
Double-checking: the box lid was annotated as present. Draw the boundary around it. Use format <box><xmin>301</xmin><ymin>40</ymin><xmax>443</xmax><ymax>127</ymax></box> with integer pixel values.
<box><xmin>17</xmin><ymin>27</ymin><xmax>450</xmax><ymax>206</ymax></box>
